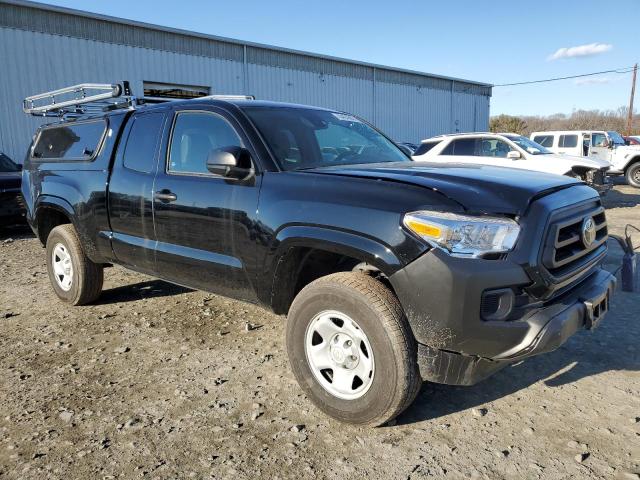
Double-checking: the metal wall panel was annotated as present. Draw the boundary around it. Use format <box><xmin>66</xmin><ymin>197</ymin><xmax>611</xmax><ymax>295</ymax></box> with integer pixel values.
<box><xmin>375</xmin><ymin>82</ymin><xmax>451</xmax><ymax>142</ymax></box>
<box><xmin>0</xmin><ymin>3</ymin><xmax>491</xmax><ymax>161</ymax></box>
<box><xmin>0</xmin><ymin>27</ymin><xmax>244</xmax><ymax>160</ymax></box>
<box><xmin>247</xmin><ymin>64</ymin><xmax>374</xmax><ymax>120</ymax></box>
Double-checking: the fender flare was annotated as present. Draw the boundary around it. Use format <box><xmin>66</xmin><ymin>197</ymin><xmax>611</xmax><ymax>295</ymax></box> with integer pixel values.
<box><xmin>264</xmin><ymin>225</ymin><xmax>409</xmax><ymax>314</ymax></box>
<box><xmin>34</xmin><ymin>195</ymin><xmax>77</xmax><ymax>232</ymax></box>
<box><xmin>272</xmin><ymin>225</ymin><xmax>404</xmax><ymax>275</ymax></box>
<box><xmin>623</xmin><ymin>156</ymin><xmax>640</xmax><ymax>171</ymax></box>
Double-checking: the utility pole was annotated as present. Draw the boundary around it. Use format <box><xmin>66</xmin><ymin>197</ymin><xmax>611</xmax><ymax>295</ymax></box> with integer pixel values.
<box><xmin>627</xmin><ymin>63</ymin><xmax>637</xmax><ymax>136</ymax></box>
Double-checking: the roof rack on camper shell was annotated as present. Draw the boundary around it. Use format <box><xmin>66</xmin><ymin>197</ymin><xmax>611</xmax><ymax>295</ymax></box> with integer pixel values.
<box><xmin>22</xmin><ymin>81</ymin><xmax>254</xmax><ymax>119</ymax></box>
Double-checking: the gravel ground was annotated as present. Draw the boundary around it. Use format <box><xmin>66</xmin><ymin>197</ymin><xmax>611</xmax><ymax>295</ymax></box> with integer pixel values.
<box><xmin>0</xmin><ymin>184</ymin><xmax>639</xmax><ymax>480</ymax></box>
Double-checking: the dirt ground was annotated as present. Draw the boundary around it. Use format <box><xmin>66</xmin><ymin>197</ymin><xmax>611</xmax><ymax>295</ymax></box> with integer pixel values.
<box><xmin>1</xmin><ymin>184</ymin><xmax>639</xmax><ymax>480</ymax></box>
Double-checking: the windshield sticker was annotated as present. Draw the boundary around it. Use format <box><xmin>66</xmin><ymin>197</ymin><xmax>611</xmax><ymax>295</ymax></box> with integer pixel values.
<box><xmin>332</xmin><ymin>113</ymin><xmax>361</xmax><ymax>123</ymax></box>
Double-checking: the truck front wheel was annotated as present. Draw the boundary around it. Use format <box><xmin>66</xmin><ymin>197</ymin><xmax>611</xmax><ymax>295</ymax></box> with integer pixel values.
<box><xmin>46</xmin><ymin>224</ymin><xmax>104</xmax><ymax>305</ymax></box>
<box><xmin>626</xmin><ymin>162</ymin><xmax>640</xmax><ymax>188</ymax></box>
<box><xmin>286</xmin><ymin>272</ymin><xmax>421</xmax><ymax>426</ymax></box>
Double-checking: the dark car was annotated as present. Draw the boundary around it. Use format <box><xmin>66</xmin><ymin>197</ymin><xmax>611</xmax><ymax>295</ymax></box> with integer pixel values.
<box><xmin>398</xmin><ymin>142</ymin><xmax>419</xmax><ymax>154</ymax></box>
<box><xmin>0</xmin><ymin>152</ymin><xmax>25</xmax><ymax>225</ymax></box>
<box><xmin>21</xmin><ymin>83</ymin><xmax>615</xmax><ymax>426</ymax></box>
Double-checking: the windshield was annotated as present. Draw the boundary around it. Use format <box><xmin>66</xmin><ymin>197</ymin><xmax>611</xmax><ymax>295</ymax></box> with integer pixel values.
<box><xmin>504</xmin><ymin>135</ymin><xmax>552</xmax><ymax>155</ymax></box>
<box><xmin>0</xmin><ymin>154</ymin><xmax>20</xmax><ymax>172</ymax></box>
<box><xmin>607</xmin><ymin>131</ymin><xmax>626</xmax><ymax>145</ymax></box>
<box><xmin>242</xmin><ymin>107</ymin><xmax>410</xmax><ymax>170</ymax></box>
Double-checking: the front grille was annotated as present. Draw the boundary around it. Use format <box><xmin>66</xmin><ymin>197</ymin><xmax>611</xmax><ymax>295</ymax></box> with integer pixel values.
<box><xmin>542</xmin><ymin>205</ymin><xmax>608</xmax><ymax>279</ymax></box>
<box><xmin>593</xmin><ymin>168</ymin><xmax>607</xmax><ymax>185</ymax></box>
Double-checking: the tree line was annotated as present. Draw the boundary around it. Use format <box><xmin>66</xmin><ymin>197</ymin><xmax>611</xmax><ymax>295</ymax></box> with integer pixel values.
<box><xmin>490</xmin><ymin>106</ymin><xmax>640</xmax><ymax>136</ymax></box>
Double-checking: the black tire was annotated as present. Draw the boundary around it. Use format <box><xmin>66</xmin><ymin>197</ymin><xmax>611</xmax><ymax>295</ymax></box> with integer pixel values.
<box><xmin>46</xmin><ymin>224</ymin><xmax>103</xmax><ymax>305</ymax></box>
<box><xmin>286</xmin><ymin>272</ymin><xmax>421</xmax><ymax>426</ymax></box>
<box><xmin>626</xmin><ymin>162</ymin><xmax>640</xmax><ymax>188</ymax></box>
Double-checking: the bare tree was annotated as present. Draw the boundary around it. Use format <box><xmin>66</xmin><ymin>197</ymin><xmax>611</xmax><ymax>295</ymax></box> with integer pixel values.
<box><xmin>494</xmin><ymin>107</ymin><xmax>639</xmax><ymax>136</ymax></box>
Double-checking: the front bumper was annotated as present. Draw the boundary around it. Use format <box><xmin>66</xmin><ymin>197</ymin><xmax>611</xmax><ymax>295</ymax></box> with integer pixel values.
<box><xmin>390</xmin><ymin>249</ymin><xmax>616</xmax><ymax>385</ymax></box>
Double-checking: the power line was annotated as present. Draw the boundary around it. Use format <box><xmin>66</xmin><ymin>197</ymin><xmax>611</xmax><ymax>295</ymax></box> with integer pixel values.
<box><xmin>494</xmin><ymin>66</ymin><xmax>637</xmax><ymax>87</ymax></box>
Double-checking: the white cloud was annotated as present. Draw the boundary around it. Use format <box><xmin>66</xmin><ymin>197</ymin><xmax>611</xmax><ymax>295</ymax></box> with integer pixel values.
<box><xmin>548</xmin><ymin>43</ymin><xmax>613</xmax><ymax>61</ymax></box>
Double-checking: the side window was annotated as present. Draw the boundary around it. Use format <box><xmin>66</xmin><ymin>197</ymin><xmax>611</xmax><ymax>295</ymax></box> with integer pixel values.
<box><xmin>479</xmin><ymin>139</ymin><xmax>511</xmax><ymax>158</ymax></box>
<box><xmin>441</xmin><ymin>138</ymin><xmax>476</xmax><ymax>155</ymax></box>
<box><xmin>533</xmin><ymin>135</ymin><xmax>554</xmax><ymax>147</ymax></box>
<box><xmin>32</xmin><ymin>120</ymin><xmax>106</xmax><ymax>160</ymax></box>
<box><xmin>122</xmin><ymin>113</ymin><xmax>165</xmax><ymax>173</ymax></box>
<box><xmin>558</xmin><ymin>135</ymin><xmax>578</xmax><ymax>148</ymax></box>
<box><xmin>413</xmin><ymin>140</ymin><xmax>441</xmax><ymax>156</ymax></box>
<box><xmin>592</xmin><ymin>133</ymin><xmax>607</xmax><ymax>147</ymax></box>
<box><xmin>168</xmin><ymin>112</ymin><xmax>243</xmax><ymax>175</ymax></box>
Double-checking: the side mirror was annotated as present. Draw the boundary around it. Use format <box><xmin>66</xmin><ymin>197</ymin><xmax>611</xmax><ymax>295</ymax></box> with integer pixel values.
<box><xmin>206</xmin><ymin>146</ymin><xmax>253</xmax><ymax>179</ymax></box>
<box><xmin>507</xmin><ymin>150</ymin><xmax>522</xmax><ymax>160</ymax></box>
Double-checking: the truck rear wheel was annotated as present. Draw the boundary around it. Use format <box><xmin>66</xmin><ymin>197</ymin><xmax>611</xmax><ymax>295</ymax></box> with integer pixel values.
<box><xmin>626</xmin><ymin>162</ymin><xmax>640</xmax><ymax>188</ymax></box>
<box><xmin>286</xmin><ymin>272</ymin><xmax>421</xmax><ymax>426</ymax></box>
<box><xmin>46</xmin><ymin>224</ymin><xmax>103</xmax><ymax>305</ymax></box>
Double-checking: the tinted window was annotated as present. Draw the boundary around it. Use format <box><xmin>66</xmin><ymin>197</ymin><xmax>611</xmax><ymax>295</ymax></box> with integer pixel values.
<box><xmin>441</xmin><ymin>138</ymin><xmax>476</xmax><ymax>155</ymax></box>
<box><xmin>168</xmin><ymin>112</ymin><xmax>242</xmax><ymax>174</ymax></box>
<box><xmin>122</xmin><ymin>113</ymin><xmax>165</xmax><ymax>173</ymax></box>
<box><xmin>533</xmin><ymin>135</ymin><xmax>554</xmax><ymax>147</ymax></box>
<box><xmin>33</xmin><ymin>120</ymin><xmax>106</xmax><ymax>160</ymax></box>
<box><xmin>558</xmin><ymin>135</ymin><xmax>578</xmax><ymax>148</ymax></box>
<box><xmin>414</xmin><ymin>141</ymin><xmax>441</xmax><ymax>156</ymax></box>
<box><xmin>478</xmin><ymin>139</ymin><xmax>511</xmax><ymax>158</ymax></box>
<box><xmin>243</xmin><ymin>107</ymin><xmax>408</xmax><ymax>170</ymax></box>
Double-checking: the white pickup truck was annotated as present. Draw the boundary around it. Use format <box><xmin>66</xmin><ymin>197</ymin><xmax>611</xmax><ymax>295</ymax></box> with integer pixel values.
<box><xmin>412</xmin><ymin>132</ymin><xmax>612</xmax><ymax>194</ymax></box>
<box><xmin>530</xmin><ymin>130</ymin><xmax>640</xmax><ymax>187</ymax></box>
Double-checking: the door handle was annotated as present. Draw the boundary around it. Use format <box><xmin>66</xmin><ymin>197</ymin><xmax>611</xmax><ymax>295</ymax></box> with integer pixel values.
<box><xmin>155</xmin><ymin>189</ymin><xmax>177</xmax><ymax>203</ymax></box>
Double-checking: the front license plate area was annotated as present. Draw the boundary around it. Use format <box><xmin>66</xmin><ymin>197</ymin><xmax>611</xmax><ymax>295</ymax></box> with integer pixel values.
<box><xmin>583</xmin><ymin>289</ymin><xmax>610</xmax><ymax>330</ymax></box>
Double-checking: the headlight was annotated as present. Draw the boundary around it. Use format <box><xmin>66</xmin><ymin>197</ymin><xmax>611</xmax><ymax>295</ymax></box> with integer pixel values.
<box><xmin>403</xmin><ymin>211</ymin><xmax>520</xmax><ymax>258</ymax></box>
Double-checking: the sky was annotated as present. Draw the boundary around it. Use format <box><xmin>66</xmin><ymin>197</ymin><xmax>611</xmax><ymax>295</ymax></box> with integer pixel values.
<box><xmin>38</xmin><ymin>0</ymin><xmax>639</xmax><ymax>117</ymax></box>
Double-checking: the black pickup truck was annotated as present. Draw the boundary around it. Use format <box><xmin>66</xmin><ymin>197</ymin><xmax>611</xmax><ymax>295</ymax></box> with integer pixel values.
<box><xmin>22</xmin><ymin>86</ymin><xmax>615</xmax><ymax>426</ymax></box>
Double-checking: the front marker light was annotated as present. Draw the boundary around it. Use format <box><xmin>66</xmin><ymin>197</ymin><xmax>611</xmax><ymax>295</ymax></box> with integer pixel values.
<box><xmin>403</xmin><ymin>211</ymin><xmax>520</xmax><ymax>258</ymax></box>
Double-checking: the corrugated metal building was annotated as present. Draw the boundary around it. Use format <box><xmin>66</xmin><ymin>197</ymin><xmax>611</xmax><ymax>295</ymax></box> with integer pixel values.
<box><xmin>0</xmin><ymin>0</ymin><xmax>492</xmax><ymax>162</ymax></box>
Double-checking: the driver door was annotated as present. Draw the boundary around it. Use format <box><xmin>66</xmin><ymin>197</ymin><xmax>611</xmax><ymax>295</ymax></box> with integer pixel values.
<box><xmin>152</xmin><ymin>106</ymin><xmax>261</xmax><ymax>301</ymax></box>
<box><xmin>589</xmin><ymin>132</ymin><xmax>611</xmax><ymax>161</ymax></box>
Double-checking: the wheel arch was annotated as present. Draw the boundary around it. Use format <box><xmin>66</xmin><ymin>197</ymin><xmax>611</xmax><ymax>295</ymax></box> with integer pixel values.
<box><xmin>267</xmin><ymin>225</ymin><xmax>405</xmax><ymax>315</ymax></box>
<box><xmin>624</xmin><ymin>156</ymin><xmax>640</xmax><ymax>172</ymax></box>
<box><xmin>34</xmin><ymin>195</ymin><xmax>77</xmax><ymax>245</ymax></box>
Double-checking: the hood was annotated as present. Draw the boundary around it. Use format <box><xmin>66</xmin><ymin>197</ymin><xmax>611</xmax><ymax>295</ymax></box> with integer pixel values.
<box><xmin>304</xmin><ymin>162</ymin><xmax>581</xmax><ymax>215</ymax></box>
<box><xmin>544</xmin><ymin>153</ymin><xmax>610</xmax><ymax>169</ymax></box>
<box><xmin>0</xmin><ymin>171</ymin><xmax>21</xmax><ymax>192</ymax></box>
<box><xmin>615</xmin><ymin>144</ymin><xmax>640</xmax><ymax>156</ymax></box>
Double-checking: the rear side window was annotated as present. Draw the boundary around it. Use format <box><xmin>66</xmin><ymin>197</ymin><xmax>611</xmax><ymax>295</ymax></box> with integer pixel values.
<box><xmin>33</xmin><ymin>120</ymin><xmax>106</xmax><ymax>160</ymax></box>
<box><xmin>441</xmin><ymin>138</ymin><xmax>476</xmax><ymax>155</ymax></box>
<box><xmin>533</xmin><ymin>135</ymin><xmax>554</xmax><ymax>147</ymax></box>
<box><xmin>122</xmin><ymin>113</ymin><xmax>165</xmax><ymax>173</ymax></box>
<box><xmin>558</xmin><ymin>135</ymin><xmax>578</xmax><ymax>148</ymax></box>
<box><xmin>414</xmin><ymin>141</ymin><xmax>441</xmax><ymax>156</ymax></box>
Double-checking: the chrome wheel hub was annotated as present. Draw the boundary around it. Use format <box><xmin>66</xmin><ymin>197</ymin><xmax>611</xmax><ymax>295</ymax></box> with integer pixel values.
<box><xmin>52</xmin><ymin>243</ymin><xmax>73</xmax><ymax>291</ymax></box>
<box><xmin>304</xmin><ymin>310</ymin><xmax>374</xmax><ymax>400</ymax></box>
